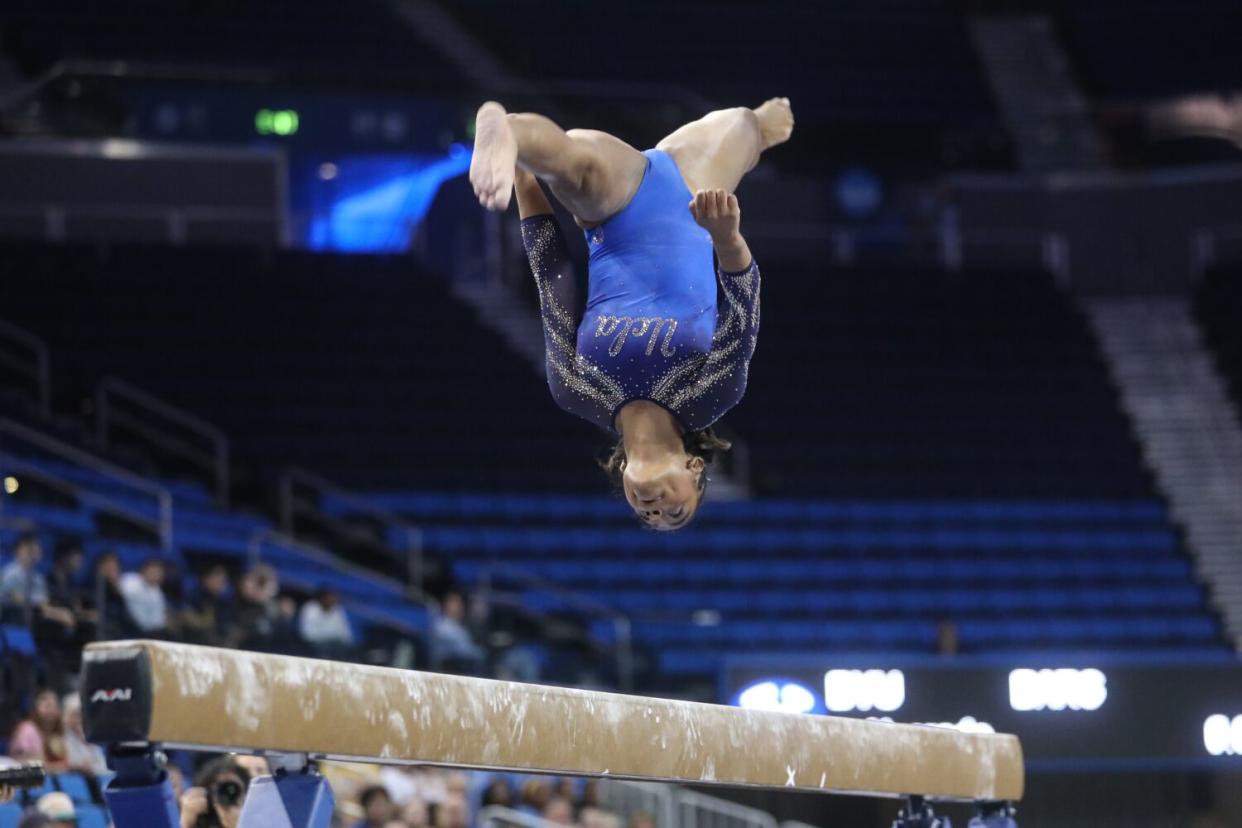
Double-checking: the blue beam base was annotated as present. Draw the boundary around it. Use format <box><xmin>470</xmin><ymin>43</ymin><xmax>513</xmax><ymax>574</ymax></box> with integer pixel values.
<box><xmin>103</xmin><ymin>748</ymin><xmax>180</xmax><ymax>828</ymax></box>
<box><xmin>239</xmin><ymin>771</ymin><xmax>336</xmax><ymax>828</ymax></box>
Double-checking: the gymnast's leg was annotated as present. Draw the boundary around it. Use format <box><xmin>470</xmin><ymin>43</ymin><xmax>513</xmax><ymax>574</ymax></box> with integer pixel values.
<box><xmin>470</xmin><ymin>101</ymin><xmax>647</xmax><ymax>225</ymax></box>
<box><xmin>656</xmin><ymin>97</ymin><xmax>795</xmax><ymax>195</ymax></box>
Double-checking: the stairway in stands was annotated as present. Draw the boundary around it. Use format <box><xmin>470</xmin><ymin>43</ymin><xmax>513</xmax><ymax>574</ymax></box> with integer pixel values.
<box><xmin>1086</xmin><ymin>297</ymin><xmax>1242</xmax><ymax>651</ymax></box>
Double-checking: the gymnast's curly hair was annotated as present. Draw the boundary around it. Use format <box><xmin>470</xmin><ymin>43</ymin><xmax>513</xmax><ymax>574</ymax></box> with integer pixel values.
<box><xmin>600</xmin><ymin>427</ymin><xmax>733</xmax><ymax>504</ymax></box>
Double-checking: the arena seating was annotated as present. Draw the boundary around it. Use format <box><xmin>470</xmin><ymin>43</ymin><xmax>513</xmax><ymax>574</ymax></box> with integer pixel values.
<box><xmin>447</xmin><ymin>0</ymin><xmax>1007</xmax><ymax>169</ymax></box>
<box><xmin>1195</xmin><ymin>266</ymin><xmax>1242</xmax><ymax>411</ymax></box>
<box><xmin>0</xmin><ymin>454</ymin><xmax>431</xmax><ymax>641</ymax></box>
<box><xmin>1059</xmin><ymin>0</ymin><xmax>1242</xmax><ymax>100</ymax></box>
<box><xmin>0</xmin><ymin>243</ymin><xmax>1226</xmax><ymax>684</ymax></box>
<box><xmin>0</xmin><ymin>243</ymin><xmax>606</xmax><ymax>492</ymax></box>
<box><xmin>452</xmin><ymin>0</ymin><xmax>994</xmax><ymax>125</ymax></box>
<box><xmin>367</xmin><ymin>491</ymin><xmax>1224</xmax><ymax>677</ymax></box>
<box><xmin>0</xmin><ymin>0</ymin><xmax>455</xmax><ymax>90</ymax></box>
<box><xmin>727</xmin><ymin>264</ymin><xmax>1155</xmax><ymax>498</ymax></box>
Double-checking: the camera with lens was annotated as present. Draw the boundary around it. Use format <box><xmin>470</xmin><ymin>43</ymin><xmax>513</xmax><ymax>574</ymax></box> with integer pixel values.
<box><xmin>212</xmin><ymin>780</ymin><xmax>244</xmax><ymax>809</ymax></box>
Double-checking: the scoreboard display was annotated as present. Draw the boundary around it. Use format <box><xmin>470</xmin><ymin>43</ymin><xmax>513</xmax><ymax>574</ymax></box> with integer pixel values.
<box><xmin>722</xmin><ymin>654</ymin><xmax>1242</xmax><ymax>769</ymax></box>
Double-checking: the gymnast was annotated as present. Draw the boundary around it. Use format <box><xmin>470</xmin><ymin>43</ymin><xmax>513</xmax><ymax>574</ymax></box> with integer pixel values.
<box><xmin>470</xmin><ymin>98</ymin><xmax>793</xmax><ymax>529</ymax></box>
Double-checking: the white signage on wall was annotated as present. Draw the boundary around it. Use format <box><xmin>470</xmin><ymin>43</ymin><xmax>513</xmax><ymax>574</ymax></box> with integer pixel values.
<box><xmin>823</xmin><ymin>669</ymin><xmax>905</xmax><ymax>712</ymax></box>
<box><xmin>1008</xmin><ymin>668</ymin><xmax>1108</xmax><ymax>711</ymax></box>
<box><xmin>1203</xmin><ymin>714</ymin><xmax>1242</xmax><ymax>756</ymax></box>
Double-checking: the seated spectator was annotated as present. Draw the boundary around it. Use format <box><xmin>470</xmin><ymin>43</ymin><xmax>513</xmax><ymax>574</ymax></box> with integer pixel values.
<box><xmin>16</xmin><ymin>813</ymin><xmax>53</xmax><ymax>828</ymax></box>
<box><xmin>398</xmin><ymin>797</ymin><xmax>429</xmax><ymax>828</ymax></box>
<box><xmin>9</xmin><ymin>689</ymin><xmax>68</xmax><ymax>772</ymax></box>
<box><xmin>270</xmin><ymin>594</ymin><xmax>302</xmax><ymax>655</ymax></box>
<box><xmin>119</xmin><ymin>558</ymin><xmax>170</xmax><ymax>636</ymax></box>
<box><xmin>518</xmin><ymin>778</ymin><xmax>551</xmax><ymax>816</ymax></box>
<box><xmin>34</xmin><ymin>792</ymin><xmax>76</xmax><ymax>825</ymax></box>
<box><xmin>231</xmin><ymin>755</ymin><xmax>269</xmax><ymax>780</ymax></box>
<box><xmin>480</xmin><ymin>778</ymin><xmax>513</xmax><ymax>809</ymax></box>
<box><xmin>1</xmin><ymin>533</ymin><xmax>51</xmax><ymax>623</ymax></box>
<box><xmin>180</xmin><ymin>565</ymin><xmax>232</xmax><ymax>646</ymax></box>
<box><xmin>628</xmin><ymin>813</ymin><xmax>656</xmax><ymax>828</ymax></box>
<box><xmin>88</xmin><ymin>552</ymin><xmax>138</xmax><ymax>640</ymax></box>
<box><xmin>580</xmin><ymin>808</ymin><xmax>622</xmax><ymax>828</ymax></box>
<box><xmin>228</xmin><ymin>565</ymin><xmax>278</xmax><ymax>650</ymax></box>
<box><xmin>61</xmin><ymin>693</ymin><xmax>107</xmax><ymax>777</ymax></box>
<box><xmin>179</xmin><ymin>756</ymin><xmax>250</xmax><ymax>828</ymax></box>
<box><xmin>435</xmin><ymin>793</ymin><xmax>470</xmax><ymax>828</ymax></box>
<box><xmin>354</xmin><ymin>785</ymin><xmax>395</xmax><ymax>828</ymax></box>
<box><xmin>431</xmin><ymin>592</ymin><xmax>484</xmax><ymax>674</ymax></box>
<box><xmin>542</xmin><ymin>796</ymin><xmax>574</xmax><ymax>826</ymax></box>
<box><xmin>298</xmin><ymin>588</ymin><xmax>355</xmax><ymax>658</ymax></box>
<box><xmin>23</xmin><ymin>538</ymin><xmax>82</xmax><ymax>692</ymax></box>
<box><xmin>46</xmin><ymin>539</ymin><xmax>85</xmax><ymax>612</ymax></box>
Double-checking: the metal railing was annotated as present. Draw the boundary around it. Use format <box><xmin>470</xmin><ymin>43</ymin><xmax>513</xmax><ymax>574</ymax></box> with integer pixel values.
<box><xmin>0</xmin><ymin>319</ymin><xmax>50</xmax><ymax>417</ymax></box>
<box><xmin>0</xmin><ymin>418</ymin><xmax>172</xmax><ymax>550</ymax></box>
<box><xmin>478</xmin><ymin>807</ymin><xmax>562</xmax><ymax>828</ymax></box>
<box><xmin>277</xmin><ymin>468</ymin><xmax>425</xmax><ymax>597</ymax></box>
<box><xmin>596</xmin><ymin>780</ymin><xmax>677</xmax><ymax>828</ymax></box>
<box><xmin>597</xmin><ymin>780</ymin><xmax>807</xmax><ymax>828</ymax></box>
<box><xmin>97</xmin><ymin>376</ymin><xmax>231</xmax><ymax>506</ymax></box>
<box><xmin>676</xmin><ymin>790</ymin><xmax>778</xmax><ymax>828</ymax></box>
<box><xmin>477</xmin><ymin>563</ymin><xmax>634</xmax><ymax>692</ymax></box>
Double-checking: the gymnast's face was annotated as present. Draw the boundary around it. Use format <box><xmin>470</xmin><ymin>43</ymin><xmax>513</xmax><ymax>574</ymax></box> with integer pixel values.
<box><xmin>622</xmin><ymin>451</ymin><xmax>705</xmax><ymax>530</ymax></box>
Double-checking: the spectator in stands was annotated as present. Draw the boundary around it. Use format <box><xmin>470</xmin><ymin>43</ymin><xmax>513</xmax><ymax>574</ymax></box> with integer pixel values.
<box><xmin>628</xmin><ymin>812</ymin><xmax>656</xmax><ymax>828</ymax></box>
<box><xmin>398</xmin><ymin>797</ymin><xmax>429</xmax><ymax>828</ymax></box>
<box><xmin>581</xmin><ymin>808</ymin><xmax>622</xmax><ymax>828</ymax></box>
<box><xmin>180</xmin><ymin>565</ymin><xmax>232</xmax><ymax>646</ymax></box>
<box><xmin>34</xmin><ymin>792</ymin><xmax>75</xmax><ymax>825</ymax></box>
<box><xmin>228</xmin><ymin>565</ymin><xmax>278</xmax><ymax>650</ymax></box>
<box><xmin>60</xmin><ymin>693</ymin><xmax>107</xmax><ymax>777</ymax></box>
<box><xmin>354</xmin><ymin>785</ymin><xmax>395</xmax><ymax>828</ymax></box>
<box><xmin>298</xmin><ymin>587</ymin><xmax>354</xmax><ymax>658</ymax></box>
<box><xmin>542</xmin><ymin>797</ymin><xmax>574</xmax><ymax>826</ymax></box>
<box><xmin>270</xmin><ymin>594</ymin><xmax>303</xmax><ymax>655</ymax></box>
<box><xmin>231</xmin><ymin>755</ymin><xmax>269</xmax><ymax>780</ymax></box>
<box><xmin>434</xmin><ymin>794</ymin><xmax>470</xmax><ymax>828</ymax></box>
<box><xmin>9</xmin><ymin>689</ymin><xmax>68</xmax><ymax>771</ymax></box>
<box><xmin>0</xmin><ymin>533</ymin><xmax>49</xmax><ymax>623</ymax></box>
<box><xmin>16</xmin><ymin>813</ymin><xmax>53</xmax><ymax>828</ymax></box>
<box><xmin>47</xmin><ymin>539</ymin><xmax>87</xmax><ymax>617</ymax></box>
<box><xmin>90</xmin><ymin>551</ymin><xmax>138</xmax><ymax>640</ymax></box>
<box><xmin>518</xmin><ymin>779</ymin><xmax>551</xmax><ymax>816</ymax></box>
<box><xmin>431</xmin><ymin>592</ymin><xmax>484</xmax><ymax>674</ymax></box>
<box><xmin>120</xmin><ymin>558</ymin><xmax>170</xmax><ymax>636</ymax></box>
<box><xmin>480</xmin><ymin>778</ymin><xmax>513</xmax><ymax>809</ymax></box>
<box><xmin>26</xmin><ymin>538</ymin><xmax>82</xmax><ymax>692</ymax></box>
<box><xmin>179</xmin><ymin>756</ymin><xmax>249</xmax><ymax>828</ymax></box>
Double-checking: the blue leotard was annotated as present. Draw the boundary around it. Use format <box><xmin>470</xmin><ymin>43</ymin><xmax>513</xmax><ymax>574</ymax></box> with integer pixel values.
<box><xmin>521</xmin><ymin>148</ymin><xmax>761</xmax><ymax>433</ymax></box>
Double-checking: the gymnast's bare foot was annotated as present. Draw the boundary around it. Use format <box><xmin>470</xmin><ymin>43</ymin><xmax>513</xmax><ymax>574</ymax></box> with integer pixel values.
<box><xmin>470</xmin><ymin>101</ymin><xmax>518</xmax><ymax>211</ymax></box>
<box><xmin>754</xmin><ymin>97</ymin><xmax>794</xmax><ymax>151</ymax></box>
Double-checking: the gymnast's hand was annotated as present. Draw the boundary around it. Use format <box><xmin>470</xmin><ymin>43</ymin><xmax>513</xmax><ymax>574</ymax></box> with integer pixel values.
<box><xmin>690</xmin><ymin>189</ymin><xmax>752</xmax><ymax>272</ymax></box>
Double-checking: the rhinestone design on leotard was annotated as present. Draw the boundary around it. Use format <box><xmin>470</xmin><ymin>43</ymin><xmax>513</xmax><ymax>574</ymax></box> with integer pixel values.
<box><xmin>521</xmin><ymin>215</ymin><xmax>760</xmax><ymax>433</ymax></box>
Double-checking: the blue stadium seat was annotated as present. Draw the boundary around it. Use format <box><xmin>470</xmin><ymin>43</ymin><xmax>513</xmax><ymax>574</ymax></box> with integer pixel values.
<box><xmin>0</xmin><ymin>804</ymin><xmax>21</xmax><ymax>828</ymax></box>
<box><xmin>75</xmin><ymin>804</ymin><xmax>110</xmax><ymax>828</ymax></box>
<box><xmin>54</xmin><ymin>772</ymin><xmax>93</xmax><ymax>803</ymax></box>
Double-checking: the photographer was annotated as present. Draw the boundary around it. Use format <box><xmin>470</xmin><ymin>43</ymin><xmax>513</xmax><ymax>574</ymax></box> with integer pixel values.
<box><xmin>179</xmin><ymin>757</ymin><xmax>249</xmax><ymax>828</ymax></box>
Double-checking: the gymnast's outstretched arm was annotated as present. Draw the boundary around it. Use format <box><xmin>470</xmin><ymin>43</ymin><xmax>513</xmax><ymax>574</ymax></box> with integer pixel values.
<box><xmin>516</xmin><ymin>169</ymin><xmax>616</xmax><ymax>430</ymax></box>
<box><xmin>670</xmin><ymin>188</ymin><xmax>762</xmax><ymax>429</ymax></box>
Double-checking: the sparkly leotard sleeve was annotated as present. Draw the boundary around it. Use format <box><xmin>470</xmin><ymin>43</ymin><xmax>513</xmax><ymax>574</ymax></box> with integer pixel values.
<box><xmin>521</xmin><ymin>207</ymin><xmax>761</xmax><ymax>434</ymax></box>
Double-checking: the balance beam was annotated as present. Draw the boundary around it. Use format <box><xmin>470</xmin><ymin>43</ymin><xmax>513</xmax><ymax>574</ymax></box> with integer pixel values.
<box><xmin>81</xmin><ymin>640</ymin><xmax>1023</xmax><ymax>802</ymax></box>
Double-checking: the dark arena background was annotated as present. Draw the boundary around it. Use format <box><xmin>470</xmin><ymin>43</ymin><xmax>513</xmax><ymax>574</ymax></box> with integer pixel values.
<box><xmin>1</xmin><ymin>1</ymin><xmax>1241</xmax><ymax>827</ymax></box>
